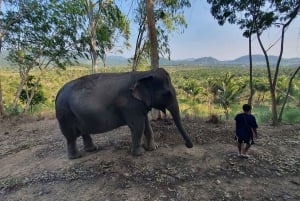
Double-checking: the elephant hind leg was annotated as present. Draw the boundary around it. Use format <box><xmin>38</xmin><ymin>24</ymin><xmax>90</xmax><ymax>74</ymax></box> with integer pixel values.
<box><xmin>58</xmin><ymin>121</ymin><xmax>81</xmax><ymax>159</ymax></box>
<box><xmin>82</xmin><ymin>134</ymin><xmax>97</xmax><ymax>152</ymax></box>
<box><xmin>67</xmin><ymin>138</ymin><xmax>81</xmax><ymax>159</ymax></box>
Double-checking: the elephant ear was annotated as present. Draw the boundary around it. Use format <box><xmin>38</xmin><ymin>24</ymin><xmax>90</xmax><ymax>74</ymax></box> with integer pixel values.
<box><xmin>131</xmin><ymin>76</ymin><xmax>153</xmax><ymax>108</ymax></box>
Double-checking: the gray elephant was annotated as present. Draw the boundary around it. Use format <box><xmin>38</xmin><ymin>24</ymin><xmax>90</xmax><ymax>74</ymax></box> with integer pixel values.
<box><xmin>55</xmin><ymin>68</ymin><xmax>193</xmax><ymax>159</ymax></box>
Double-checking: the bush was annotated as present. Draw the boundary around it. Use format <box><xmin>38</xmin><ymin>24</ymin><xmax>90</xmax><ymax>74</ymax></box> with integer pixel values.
<box><xmin>19</xmin><ymin>75</ymin><xmax>47</xmax><ymax>108</ymax></box>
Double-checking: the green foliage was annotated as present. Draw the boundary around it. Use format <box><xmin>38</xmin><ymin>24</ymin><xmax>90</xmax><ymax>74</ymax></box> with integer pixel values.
<box><xmin>179</xmin><ymin>79</ymin><xmax>201</xmax><ymax>101</ymax></box>
<box><xmin>282</xmin><ymin>108</ymin><xmax>300</xmax><ymax>123</ymax></box>
<box><xmin>207</xmin><ymin>72</ymin><xmax>247</xmax><ymax>119</ymax></box>
<box><xmin>3</xmin><ymin>0</ymin><xmax>80</xmax><ymax>70</ymax></box>
<box><xmin>206</xmin><ymin>0</ymin><xmax>299</xmax><ymax>37</ymax></box>
<box><xmin>1</xmin><ymin>66</ymin><xmax>299</xmax><ymax>123</ymax></box>
<box><xmin>19</xmin><ymin>75</ymin><xmax>46</xmax><ymax>107</ymax></box>
<box><xmin>254</xmin><ymin>107</ymin><xmax>273</xmax><ymax>124</ymax></box>
<box><xmin>4</xmin><ymin>104</ymin><xmax>22</xmax><ymax>116</ymax></box>
<box><xmin>67</xmin><ymin>0</ymin><xmax>130</xmax><ymax>70</ymax></box>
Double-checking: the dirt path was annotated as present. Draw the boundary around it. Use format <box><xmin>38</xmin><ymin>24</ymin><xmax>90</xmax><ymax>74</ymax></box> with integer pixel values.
<box><xmin>0</xmin><ymin>116</ymin><xmax>299</xmax><ymax>201</ymax></box>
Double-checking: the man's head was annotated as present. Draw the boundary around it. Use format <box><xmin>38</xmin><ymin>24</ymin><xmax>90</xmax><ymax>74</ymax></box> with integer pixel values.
<box><xmin>242</xmin><ymin>104</ymin><xmax>252</xmax><ymax>112</ymax></box>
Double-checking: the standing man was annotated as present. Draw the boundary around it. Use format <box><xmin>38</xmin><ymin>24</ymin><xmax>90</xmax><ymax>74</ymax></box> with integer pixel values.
<box><xmin>235</xmin><ymin>104</ymin><xmax>258</xmax><ymax>158</ymax></box>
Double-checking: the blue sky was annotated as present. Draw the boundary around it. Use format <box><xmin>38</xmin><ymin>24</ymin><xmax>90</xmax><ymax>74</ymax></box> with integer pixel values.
<box><xmin>117</xmin><ymin>0</ymin><xmax>300</xmax><ymax>61</ymax></box>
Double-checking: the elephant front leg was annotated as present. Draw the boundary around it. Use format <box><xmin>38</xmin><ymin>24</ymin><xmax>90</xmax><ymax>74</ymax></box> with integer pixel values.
<box><xmin>128</xmin><ymin>118</ymin><xmax>146</xmax><ymax>156</ymax></box>
<box><xmin>143</xmin><ymin>117</ymin><xmax>157</xmax><ymax>151</ymax></box>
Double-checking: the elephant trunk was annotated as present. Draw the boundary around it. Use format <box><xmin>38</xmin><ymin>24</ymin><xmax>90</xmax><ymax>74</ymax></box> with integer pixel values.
<box><xmin>167</xmin><ymin>101</ymin><xmax>193</xmax><ymax>148</ymax></box>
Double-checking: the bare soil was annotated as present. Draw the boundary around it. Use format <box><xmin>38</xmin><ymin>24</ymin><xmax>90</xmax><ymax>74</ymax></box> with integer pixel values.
<box><xmin>0</xmin><ymin>115</ymin><xmax>299</xmax><ymax>201</ymax></box>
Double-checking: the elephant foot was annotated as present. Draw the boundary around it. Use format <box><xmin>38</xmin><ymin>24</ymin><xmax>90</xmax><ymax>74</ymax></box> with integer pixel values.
<box><xmin>67</xmin><ymin>141</ymin><xmax>81</xmax><ymax>159</ymax></box>
<box><xmin>68</xmin><ymin>149</ymin><xmax>82</xmax><ymax>159</ymax></box>
<box><xmin>84</xmin><ymin>144</ymin><xmax>98</xmax><ymax>152</ymax></box>
<box><xmin>143</xmin><ymin>141</ymin><xmax>158</xmax><ymax>151</ymax></box>
<box><xmin>82</xmin><ymin>135</ymin><xmax>97</xmax><ymax>152</ymax></box>
<box><xmin>131</xmin><ymin>146</ymin><xmax>145</xmax><ymax>156</ymax></box>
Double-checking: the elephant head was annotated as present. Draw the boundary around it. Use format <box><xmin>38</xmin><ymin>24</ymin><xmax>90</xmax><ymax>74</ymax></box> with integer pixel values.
<box><xmin>131</xmin><ymin>68</ymin><xmax>193</xmax><ymax>148</ymax></box>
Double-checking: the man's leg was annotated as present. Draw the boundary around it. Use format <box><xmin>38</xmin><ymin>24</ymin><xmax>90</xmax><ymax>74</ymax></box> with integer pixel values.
<box><xmin>237</xmin><ymin>142</ymin><xmax>242</xmax><ymax>156</ymax></box>
<box><xmin>242</xmin><ymin>144</ymin><xmax>251</xmax><ymax>158</ymax></box>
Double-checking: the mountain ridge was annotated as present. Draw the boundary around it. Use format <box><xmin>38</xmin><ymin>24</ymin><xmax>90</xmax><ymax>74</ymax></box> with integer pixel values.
<box><xmin>159</xmin><ymin>54</ymin><xmax>300</xmax><ymax>67</ymax></box>
<box><xmin>0</xmin><ymin>51</ymin><xmax>299</xmax><ymax>68</ymax></box>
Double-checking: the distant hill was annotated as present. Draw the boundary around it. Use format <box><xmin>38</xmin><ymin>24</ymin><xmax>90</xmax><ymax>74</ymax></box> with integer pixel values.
<box><xmin>0</xmin><ymin>50</ymin><xmax>299</xmax><ymax>68</ymax></box>
<box><xmin>194</xmin><ymin>57</ymin><xmax>220</xmax><ymax>65</ymax></box>
<box><xmin>228</xmin><ymin>55</ymin><xmax>300</xmax><ymax>66</ymax></box>
<box><xmin>160</xmin><ymin>54</ymin><xmax>300</xmax><ymax>67</ymax></box>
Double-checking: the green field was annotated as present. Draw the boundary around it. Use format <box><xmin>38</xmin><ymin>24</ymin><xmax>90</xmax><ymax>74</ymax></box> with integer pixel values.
<box><xmin>1</xmin><ymin>65</ymin><xmax>299</xmax><ymax>124</ymax></box>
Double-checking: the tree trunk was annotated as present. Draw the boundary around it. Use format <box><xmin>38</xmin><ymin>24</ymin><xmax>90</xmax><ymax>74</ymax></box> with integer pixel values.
<box><xmin>278</xmin><ymin>66</ymin><xmax>300</xmax><ymax>122</ymax></box>
<box><xmin>132</xmin><ymin>24</ymin><xmax>146</xmax><ymax>71</ymax></box>
<box><xmin>256</xmin><ymin>32</ymin><xmax>278</xmax><ymax>125</ymax></box>
<box><xmin>90</xmin><ymin>16</ymin><xmax>98</xmax><ymax>74</ymax></box>
<box><xmin>91</xmin><ymin>49</ymin><xmax>98</xmax><ymax>74</ymax></box>
<box><xmin>0</xmin><ymin>76</ymin><xmax>6</xmax><ymax>117</ymax></box>
<box><xmin>132</xmin><ymin>11</ymin><xmax>147</xmax><ymax>71</ymax></box>
<box><xmin>0</xmin><ymin>0</ymin><xmax>5</xmax><ymax>117</ymax></box>
<box><xmin>248</xmin><ymin>34</ymin><xmax>254</xmax><ymax>105</ymax></box>
<box><xmin>102</xmin><ymin>54</ymin><xmax>107</xmax><ymax>72</ymax></box>
<box><xmin>146</xmin><ymin>0</ymin><xmax>161</xmax><ymax>119</ymax></box>
<box><xmin>12</xmin><ymin>75</ymin><xmax>27</xmax><ymax>110</ymax></box>
<box><xmin>146</xmin><ymin>0</ymin><xmax>159</xmax><ymax>70</ymax></box>
<box><xmin>87</xmin><ymin>0</ymin><xmax>98</xmax><ymax>74</ymax></box>
<box><xmin>23</xmin><ymin>77</ymin><xmax>41</xmax><ymax>113</ymax></box>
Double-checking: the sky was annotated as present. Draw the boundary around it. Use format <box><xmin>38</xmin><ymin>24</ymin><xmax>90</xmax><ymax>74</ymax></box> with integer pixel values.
<box><xmin>116</xmin><ymin>0</ymin><xmax>300</xmax><ymax>61</ymax></box>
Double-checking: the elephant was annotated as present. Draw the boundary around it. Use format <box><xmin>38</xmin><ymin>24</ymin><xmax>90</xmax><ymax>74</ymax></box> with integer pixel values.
<box><xmin>55</xmin><ymin>68</ymin><xmax>193</xmax><ymax>159</ymax></box>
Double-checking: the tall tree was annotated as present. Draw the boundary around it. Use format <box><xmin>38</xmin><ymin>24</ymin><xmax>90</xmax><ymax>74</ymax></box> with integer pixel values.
<box><xmin>3</xmin><ymin>0</ymin><xmax>81</xmax><ymax>112</ymax></box>
<box><xmin>131</xmin><ymin>1</ymin><xmax>148</xmax><ymax>71</ymax></box>
<box><xmin>68</xmin><ymin>0</ymin><xmax>129</xmax><ymax>73</ymax></box>
<box><xmin>131</xmin><ymin>0</ymin><xmax>190</xmax><ymax>70</ymax></box>
<box><xmin>146</xmin><ymin>0</ymin><xmax>159</xmax><ymax>69</ymax></box>
<box><xmin>0</xmin><ymin>0</ymin><xmax>27</xmax><ymax>116</ymax></box>
<box><xmin>207</xmin><ymin>0</ymin><xmax>300</xmax><ymax>125</ymax></box>
<box><xmin>0</xmin><ymin>0</ymin><xmax>4</xmax><ymax>116</ymax></box>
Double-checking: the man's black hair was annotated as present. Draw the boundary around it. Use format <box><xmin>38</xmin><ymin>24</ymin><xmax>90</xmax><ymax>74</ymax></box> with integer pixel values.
<box><xmin>243</xmin><ymin>104</ymin><xmax>252</xmax><ymax>112</ymax></box>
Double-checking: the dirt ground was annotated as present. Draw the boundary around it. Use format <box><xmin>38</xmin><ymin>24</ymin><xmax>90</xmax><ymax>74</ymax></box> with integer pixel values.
<box><xmin>0</xmin><ymin>114</ymin><xmax>299</xmax><ymax>201</ymax></box>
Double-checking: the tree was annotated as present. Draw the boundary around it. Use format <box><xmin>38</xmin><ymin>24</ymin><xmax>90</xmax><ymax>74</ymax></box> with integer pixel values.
<box><xmin>207</xmin><ymin>0</ymin><xmax>300</xmax><ymax>125</ymax></box>
<box><xmin>19</xmin><ymin>75</ymin><xmax>46</xmax><ymax>112</ymax></box>
<box><xmin>69</xmin><ymin>0</ymin><xmax>130</xmax><ymax>73</ymax></box>
<box><xmin>146</xmin><ymin>0</ymin><xmax>159</xmax><ymax>69</ymax></box>
<box><xmin>200</xmin><ymin>78</ymin><xmax>219</xmax><ymax>115</ymax></box>
<box><xmin>0</xmin><ymin>0</ymin><xmax>4</xmax><ymax>116</ymax></box>
<box><xmin>3</xmin><ymin>0</ymin><xmax>81</xmax><ymax>113</ymax></box>
<box><xmin>131</xmin><ymin>1</ymin><xmax>148</xmax><ymax>71</ymax></box>
<box><xmin>253</xmin><ymin>77</ymin><xmax>270</xmax><ymax>106</ymax></box>
<box><xmin>278</xmin><ymin>66</ymin><xmax>300</xmax><ymax>121</ymax></box>
<box><xmin>131</xmin><ymin>0</ymin><xmax>190</xmax><ymax>70</ymax></box>
<box><xmin>213</xmin><ymin>72</ymin><xmax>247</xmax><ymax>119</ymax></box>
<box><xmin>180</xmin><ymin>79</ymin><xmax>201</xmax><ymax>102</ymax></box>
<box><xmin>0</xmin><ymin>0</ymin><xmax>28</xmax><ymax>117</ymax></box>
